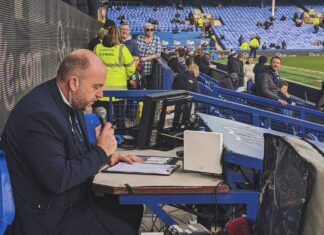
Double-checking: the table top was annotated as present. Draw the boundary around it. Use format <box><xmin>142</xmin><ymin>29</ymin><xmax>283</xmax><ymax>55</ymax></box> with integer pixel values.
<box><xmin>198</xmin><ymin>113</ymin><xmax>287</xmax><ymax>161</ymax></box>
<box><xmin>92</xmin><ymin>147</ymin><xmax>229</xmax><ymax>194</ymax></box>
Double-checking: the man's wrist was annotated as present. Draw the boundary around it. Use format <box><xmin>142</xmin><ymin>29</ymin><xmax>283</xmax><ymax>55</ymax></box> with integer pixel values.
<box><xmin>94</xmin><ymin>146</ymin><xmax>110</xmax><ymax>164</ymax></box>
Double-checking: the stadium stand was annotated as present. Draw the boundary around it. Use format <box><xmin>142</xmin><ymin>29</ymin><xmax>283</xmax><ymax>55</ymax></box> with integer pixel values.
<box><xmin>107</xmin><ymin>4</ymin><xmax>199</xmax><ymax>33</ymax></box>
<box><xmin>201</xmin><ymin>5</ymin><xmax>324</xmax><ymax>50</ymax></box>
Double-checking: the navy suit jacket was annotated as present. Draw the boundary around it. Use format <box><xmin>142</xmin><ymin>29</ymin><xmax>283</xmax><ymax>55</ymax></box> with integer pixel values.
<box><xmin>1</xmin><ymin>79</ymin><xmax>137</xmax><ymax>235</ymax></box>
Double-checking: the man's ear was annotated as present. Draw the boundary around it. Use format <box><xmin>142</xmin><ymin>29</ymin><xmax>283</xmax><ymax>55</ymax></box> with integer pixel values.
<box><xmin>69</xmin><ymin>76</ymin><xmax>79</xmax><ymax>92</ymax></box>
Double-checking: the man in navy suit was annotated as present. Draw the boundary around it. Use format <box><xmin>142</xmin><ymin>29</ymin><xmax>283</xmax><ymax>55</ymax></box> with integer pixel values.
<box><xmin>1</xmin><ymin>49</ymin><xmax>143</xmax><ymax>234</ymax></box>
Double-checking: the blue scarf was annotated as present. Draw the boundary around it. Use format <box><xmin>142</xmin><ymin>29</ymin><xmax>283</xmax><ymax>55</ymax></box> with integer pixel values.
<box><xmin>271</xmin><ymin>69</ymin><xmax>280</xmax><ymax>86</ymax></box>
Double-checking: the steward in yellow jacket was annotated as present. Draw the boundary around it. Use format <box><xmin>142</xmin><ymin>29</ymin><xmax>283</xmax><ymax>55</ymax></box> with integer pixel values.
<box><xmin>94</xmin><ymin>35</ymin><xmax>135</xmax><ymax>101</ymax></box>
<box><xmin>197</xmin><ymin>17</ymin><xmax>204</xmax><ymax>28</ymax></box>
<box><xmin>240</xmin><ymin>41</ymin><xmax>249</xmax><ymax>50</ymax></box>
<box><xmin>249</xmin><ymin>37</ymin><xmax>259</xmax><ymax>49</ymax></box>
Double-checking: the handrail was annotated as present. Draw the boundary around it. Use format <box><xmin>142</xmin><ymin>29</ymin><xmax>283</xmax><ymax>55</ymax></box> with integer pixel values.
<box><xmin>102</xmin><ymin>90</ymin><xmax>324</xmax><ymax>141</ymax></box>
<box><xmin>190</xmin><ymin>92</ymin><xmax>324</xmax><ymax>133</ymax></box>
<box><xmin>197</xmin><ymin>74</ymin><xmax>324</xmax><ymax>122</ymax></box>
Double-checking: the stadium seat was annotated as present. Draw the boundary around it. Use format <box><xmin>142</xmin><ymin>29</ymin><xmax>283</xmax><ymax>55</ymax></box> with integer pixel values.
<box><xmin>226</xmin><ymin>216</ymin><xmax>253</xmax><ymax>235</ymax></box>
<box><xmin>0</xmin><ymin>150</ymin><xmax>15</xmax><ymax>235</ymax></box>
<box><xmin>84</xmin><ymin>114</ymin><xmax>100</xmax><ymax>144</ymax></box>
<box><xmin>83</xmin><ymin>114</ymin><xmax>123</xmax><ymax>145</ymax></box>
<box><xmin>202</xmin><ymin>4</ymin><xmax>324</xmax><ymax>50</ymax></box>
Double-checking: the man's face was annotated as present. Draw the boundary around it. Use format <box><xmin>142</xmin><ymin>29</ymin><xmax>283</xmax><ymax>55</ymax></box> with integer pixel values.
<box><xmin>120</xmin><ymin>25</ymin><xmax>130</xmax><ymax>39</ymax></box>
<box><xmin>271</xmin><ymin>58</ymin><xmax>281</xmax><ymax>71</ymax></box>
<box><xmin>72</xmin><ymin>62</ymin><xmax>106</xmax><ymax>110</ymax></box>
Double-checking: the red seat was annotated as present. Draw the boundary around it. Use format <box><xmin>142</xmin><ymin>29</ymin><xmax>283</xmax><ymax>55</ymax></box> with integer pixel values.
<box><xmin>226</xmin><ymin>217</ymin><xmax>253</xmax><ymax>235</ymax></box>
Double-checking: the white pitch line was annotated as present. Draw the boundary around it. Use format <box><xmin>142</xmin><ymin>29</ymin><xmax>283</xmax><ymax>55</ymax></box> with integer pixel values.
<box><xmin>281</xmin><ymin>65</ymin><xmax>324</xmax><ymax>74</ymax></box>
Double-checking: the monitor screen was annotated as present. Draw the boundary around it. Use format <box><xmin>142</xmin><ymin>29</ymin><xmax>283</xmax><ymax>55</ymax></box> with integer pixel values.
<box><xmin>137</xmin><ymin>90</ymin><xmax>193</xmax><ymax>149</ymax></box>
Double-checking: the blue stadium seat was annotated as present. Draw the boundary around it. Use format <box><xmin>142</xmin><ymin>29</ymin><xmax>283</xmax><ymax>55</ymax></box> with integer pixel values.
<box><xmin>202</xmin><ymin>4</ymin><xmax>324</xmax><ymax>50</ymax></box>
<box><xmin>84</xmin><ymin>114</ymin><xmax>100</xmax><ymax>144</ymax></box>
<box><xmin>83</xmin><ymin>114</ymin><xmax>123</xmax><ymax>145</ymax></box>
<box><xmin>0</xmin><ymin>150</ymin><xmax>15</xmax><ymax>235</ymax></box>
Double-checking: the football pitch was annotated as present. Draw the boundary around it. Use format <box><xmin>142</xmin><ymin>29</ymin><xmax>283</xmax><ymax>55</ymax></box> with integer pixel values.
<box><xmin>217</xmin><ymin>55</ymin><xmax>324</xmax><ymax>88</ymax></box>
<box><xmin>280</xmin><ymin>56</ymin><xmax>324</xmax><ymax>88</ymax></box>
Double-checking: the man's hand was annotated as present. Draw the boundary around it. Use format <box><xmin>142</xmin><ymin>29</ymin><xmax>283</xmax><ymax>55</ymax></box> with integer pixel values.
<box><xmin>109</xmin><ymin>153</ymin><xmax>144</xmax><ymax>166</ymax></box>
<box><xmin>278</xmin><ymin>99</ymin><xmax>288</xmax><ymax>106</ymax></box>
<box><xmin>95</xmin><ymin>123</ymin><xmax>117</xmax><ymax>157</ymax></box>
<box><xmin>139</xmin><ymin>57</ymin><xmax>146</xmax><ymax>62</ymax></box>
<box><xmin>129</xmin><ymin>80</ymin><xmax>138</xmax><ymax>89</ymax></box>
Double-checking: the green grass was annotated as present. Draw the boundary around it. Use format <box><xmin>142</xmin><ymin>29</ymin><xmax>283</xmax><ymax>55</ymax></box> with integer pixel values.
<box><xmin>215</xmin><ymin>56</ymin><xmax>324</xmax><ymax>88</ymax></box>
<box><xmin>280</xmin><ymin>56</ymin><xmax>324</xmax><ymax>72</ymax></box>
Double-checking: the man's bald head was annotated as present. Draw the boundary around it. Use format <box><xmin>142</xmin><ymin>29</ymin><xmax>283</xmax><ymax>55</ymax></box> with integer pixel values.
<box><xmin>56</xmin><ymin>49</ymin><xmax>104</xmax><ymax>81</ymax></box>
<box><xmin>56</xmin><ymin>49</ymin><xmax>107</xmax><ymax>110</ymax></box>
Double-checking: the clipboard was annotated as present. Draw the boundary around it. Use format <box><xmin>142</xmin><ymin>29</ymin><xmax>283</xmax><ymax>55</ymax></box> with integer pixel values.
<box><xmin>101</xmin><ymin>155</ymin><xmax>180</xmax><ymax>176</ymax></box>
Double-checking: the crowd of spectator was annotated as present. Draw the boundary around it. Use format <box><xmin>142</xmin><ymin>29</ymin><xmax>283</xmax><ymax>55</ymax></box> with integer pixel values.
<box><xmin>86</xmin><ymin>2</ymin><xmax>323</xmax><ymax>116</ymax></box>
<box><xmin>87</xmin><ymin>20</ymin><xmax>162</xmax><ymax>127</ymax></box>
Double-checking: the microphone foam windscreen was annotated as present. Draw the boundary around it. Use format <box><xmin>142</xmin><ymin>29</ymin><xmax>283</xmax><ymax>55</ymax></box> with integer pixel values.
<box><xmin>94</xmin><ymin>107</ymin><xmax>107</xmax><ymax>119</ymax></box>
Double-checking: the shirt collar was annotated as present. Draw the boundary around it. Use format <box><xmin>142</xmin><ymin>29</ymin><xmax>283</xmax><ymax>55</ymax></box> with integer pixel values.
<box><xmin>56</xmin><ymin>82</ymin><xmax>72</xmax><ymax>108</ymax></box>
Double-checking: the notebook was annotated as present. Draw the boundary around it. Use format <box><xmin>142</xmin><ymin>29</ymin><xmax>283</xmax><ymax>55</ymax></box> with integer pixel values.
<box><xmin>101</xmin><ymin>155</ymin><xmax>180</xmax><ymax>176</ymax></box>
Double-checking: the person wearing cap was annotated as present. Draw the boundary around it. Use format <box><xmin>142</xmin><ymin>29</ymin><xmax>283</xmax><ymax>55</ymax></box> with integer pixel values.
<box><xmin>136</xmin><ymin>23</ymin><xmax>162</xmax><ymax>89</ymax></box>
<box><xmin>219</xmin><ymin>73</ymin><xmax>238</xmax><ymax>91</ymax></box>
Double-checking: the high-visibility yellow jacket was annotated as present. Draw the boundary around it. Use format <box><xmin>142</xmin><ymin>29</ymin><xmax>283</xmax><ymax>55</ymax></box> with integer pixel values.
<box><xmin>249</xmin><ymin>38</ymin><xmax>259</xmax><ymax>49</ymax></box>
<box><xmin>309</xmin><ymin>8</ymin><xmax>315</xmax><ymax>15</ymax></box>
<box><xmin>314</xmin><ymin>17</ymin><xmax>320</xmax><ymax>25</ymax></box>
<box><xmin>197</xmin><ymin>18</ymin><xmax>203</xmax><ymax>28</ymax></box>
<box><xmin>240</xmin><ymin>41</ymin><xmax>249</xmax><ymax>50</ymax></box>
<box><xmin>94</xmin><ymin>43</ymin><xmax>135</xmax><ymax>101</ymax></box>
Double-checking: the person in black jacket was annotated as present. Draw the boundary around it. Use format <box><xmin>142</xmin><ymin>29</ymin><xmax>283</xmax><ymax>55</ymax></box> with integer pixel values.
<box><xmin>188</xmin><ymin>10</ymin><xmax>194</xmax><ymax>25</ymax></box>
<box><xmin>219</xmin><ymin>73</ymin><xmax>237</xmax><ymax>90</ymax></box>
<box><xmin>172</xmin><ymin>63</ymin><xmax>199</xmax><ymax>92</ymax></box>
<box><xmin>255</xmin><ymin>56</ymin><xmax>287</xmax><ymax>105</ymax></box>
<box><xmin>227</xmin><ymin>52</ymin><xmax>243</xmax><ymax>88</ymax></box>
<box><xmin>253</xmin><ymin>55</ymin><xmax>267</xmax><ymax>92</ymax></box>
<box><xmin>194</xmin><ymin>49</ymin><xmax>210</xmax><ymax>75</ymax></box>
<box><xmin>168</xmin><ymin>50</ymin><xmax>184</xmax><ymax>73</ymax></box>
<box><xmin>88</xmin><ymin>28</ymin><xmax>107</xmax><ymax>51</ymax></box>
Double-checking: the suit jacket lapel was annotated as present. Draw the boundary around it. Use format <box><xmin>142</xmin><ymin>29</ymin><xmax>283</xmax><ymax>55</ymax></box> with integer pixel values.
<box><xmin>48</xmin><ymin>79</ymin><xmax>90</xmax><ymax>155</ymax></box>
<box><xmin>76</xmin><ymin>110</ymin><xmax>91</xmax><ymax>151</ymax></box>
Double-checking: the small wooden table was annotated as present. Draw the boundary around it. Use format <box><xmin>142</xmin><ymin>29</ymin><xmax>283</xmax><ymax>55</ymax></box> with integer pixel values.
<box><xmin>93</xmin><ymin>148</ymin><xmax>258</xmax><ymax>225</ymax></box>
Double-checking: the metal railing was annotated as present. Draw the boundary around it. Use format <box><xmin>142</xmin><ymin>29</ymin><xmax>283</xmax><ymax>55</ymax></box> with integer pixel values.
<box><xmin>102</xmin><ymin>90</ymin><xmax>324</xmax><ymax>142</ymax></box>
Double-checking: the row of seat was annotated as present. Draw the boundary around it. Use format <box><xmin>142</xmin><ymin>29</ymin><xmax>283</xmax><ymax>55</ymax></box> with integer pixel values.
<box><xmin>107</xmin><ymin>5</ymin><xmax>199</xmax><ymax>33</ymax></box>
<box><xmin>202</xmin><ymin>5</ymin><xmax>324</xmax><ymax>50</ymax></box>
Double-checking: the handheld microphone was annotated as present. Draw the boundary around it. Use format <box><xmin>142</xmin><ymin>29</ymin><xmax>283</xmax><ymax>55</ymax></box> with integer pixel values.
<box><xmin>94</xmin><ymin>107</ymin><xmax>107</xmax><ymax>128</ymax></box>
<box><xmin>94</xmin><ymin>107</ymin><xmax>123</xmax><ymax>144</ymax></box>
